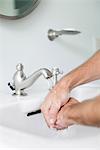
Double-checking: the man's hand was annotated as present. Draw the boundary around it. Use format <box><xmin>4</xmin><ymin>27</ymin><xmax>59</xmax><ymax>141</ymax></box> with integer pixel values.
<box><xmin>56</xmin><ymin>96</ymin><xmax>100</xmax><ymax>128</ymax></box>
<box><xmin>41</xmin><ymin>80</ymin><xmax>70</xmax><ymax>128</ymax></box>
<box><xmin>55</xmin><ymin>98</ymin><xmax>80</xmax><ymax>130</ymax></box>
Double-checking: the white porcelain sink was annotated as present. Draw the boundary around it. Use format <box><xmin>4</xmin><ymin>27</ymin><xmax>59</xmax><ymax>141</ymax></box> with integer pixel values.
<box><xmin>0</xmin><ymin>86</ymin><xmax>100</xmax><ymax>148</ymax></box>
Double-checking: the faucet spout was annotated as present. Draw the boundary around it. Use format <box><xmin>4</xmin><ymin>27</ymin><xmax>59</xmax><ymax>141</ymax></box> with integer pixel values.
<box><xmin>48</xmin><ymin>29</ymin><xmax>81</xmax><ymax>41</ymax></box>
<box><xmin>18</xmin><ymin>68</ymin><xmax>52</xmax><ymax>90</ymax></box>
<box><xmin>8</xmin><ymin>64</ymin><xmax>62</xmax><ymax>96</ymax></box>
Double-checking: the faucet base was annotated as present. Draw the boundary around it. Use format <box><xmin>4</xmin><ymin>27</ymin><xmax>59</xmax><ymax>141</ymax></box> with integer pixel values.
<box><xmin>12</xmin><ymin>90</ymin><xmax>27</xmax><ymax>96</ymax></box>
<box><xmin>12</xmin><ymin>93</ymin><xmax>27</xmax><ymax>96</ymax></box>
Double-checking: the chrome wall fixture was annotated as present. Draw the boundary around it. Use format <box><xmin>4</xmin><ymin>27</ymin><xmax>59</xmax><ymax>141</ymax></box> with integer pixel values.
<box><xmin>48</xmin><ymin>29</ymin><xmax>81</xmax><ymax>41</ymax></box>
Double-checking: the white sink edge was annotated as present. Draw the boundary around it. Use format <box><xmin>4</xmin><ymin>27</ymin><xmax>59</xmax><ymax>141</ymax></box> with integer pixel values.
<box><xmin>0</xmin><ymin>125</ymin><xmax>100</xmax><ymax>148</ymax></box>
<box><xmin>0</xmin><ymin>86</ymin><xmax>100</xmax><ymax>113</ymax></box>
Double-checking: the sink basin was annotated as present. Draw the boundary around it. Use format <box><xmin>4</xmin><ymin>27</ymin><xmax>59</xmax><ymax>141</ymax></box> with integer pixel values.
<box><xmin>0</xmin><ymin>86</ymin><xmax>100</xmax><ymax>147</ymax></box>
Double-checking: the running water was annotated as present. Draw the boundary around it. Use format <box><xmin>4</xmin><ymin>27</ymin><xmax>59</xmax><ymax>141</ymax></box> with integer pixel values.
<box><xmin>47</xmin><ymin>78</ymin><xmax>53</xmax><ymax>90</ymax></box>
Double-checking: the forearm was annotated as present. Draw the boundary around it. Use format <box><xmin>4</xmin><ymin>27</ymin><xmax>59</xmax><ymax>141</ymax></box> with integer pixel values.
<box><xmin>70</xmin><ymin>96</ymin><xmax>100</xmax><ymax>127</ymax></box>
<box><xmin>60</xmin><ymin>50</ymin><xmax>100</xmax><ymax>90</ymax></box>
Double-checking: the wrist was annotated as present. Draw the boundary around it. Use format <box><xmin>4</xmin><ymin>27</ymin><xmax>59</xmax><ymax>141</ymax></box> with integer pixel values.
<box><xmin>68</xmin><ymin>103</ymin><xmax>81</xmax><ymax>124</ymax></box>
<box><xmin>68</xmin><ymin>100</ymin><xmax>97</xmax><ymax>126</ymax></box>
<box><xmin>59</xmin><ymin>74</ymin><xmax>76</xmax><ymax>92</ymax></box>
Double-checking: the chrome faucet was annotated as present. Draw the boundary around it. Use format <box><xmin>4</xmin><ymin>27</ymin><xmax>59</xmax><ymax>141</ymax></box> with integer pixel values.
<box><xmin>8</xmin><ymin>63</ymin><xmax>62</xmax><ymax>96</ymax></box>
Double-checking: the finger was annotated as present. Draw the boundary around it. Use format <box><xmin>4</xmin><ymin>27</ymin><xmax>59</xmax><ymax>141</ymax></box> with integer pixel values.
<box><xmin>41</xmin><ymin>103</ymin><xmax>52</xmax><ymax>128</ymax></box>
<box><xmin>48</xmin><ymin>99</ymin><xmax>70</xmax><ymax>127</ymax></box>
<box><xmin>55</xmin><ymin>125</ymin><xmax>68</xmax><ymax>130</ymax></box>
<box><xmin>69</xmin><ymin>97</ymin><xmax>79</xmax><ymax>104</ymax></box>
<box><xmin>53</xmin><ymin>122</ymin><xmax>67</xmax><ymax>130</ymax></box>
<box><xmin>42</xmin><ymin>112</ymin><xmax>51</xmax><ymax>128</ymax></box>
<box><xmin>48</xmin><ymin>107</ymin><xmax>58</xmax><ymax>127</ymax></box>
<box><xmin>61</xmin><ymin>97</ymin><xmax>79</xmax><ymax>109</ymax></box>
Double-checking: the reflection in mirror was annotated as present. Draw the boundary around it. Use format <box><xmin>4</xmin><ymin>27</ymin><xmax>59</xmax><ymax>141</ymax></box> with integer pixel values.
<box><xmin>0</xmin><ymin>0</ymin><xmax>40</xmax><ymax>20</ymax></box>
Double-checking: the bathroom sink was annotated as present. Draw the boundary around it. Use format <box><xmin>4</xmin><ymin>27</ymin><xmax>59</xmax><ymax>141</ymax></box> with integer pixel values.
<box><xmin>0</xmin><ymin>86</ymin><xmax>100</xmax><ymax>147</ymax></box>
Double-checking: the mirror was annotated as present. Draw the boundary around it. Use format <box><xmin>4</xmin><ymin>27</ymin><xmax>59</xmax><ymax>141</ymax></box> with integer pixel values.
<box><xmin>0</xmin><ymin>0</ymin><xmax>40</xmax><ymax>20</ymax></box>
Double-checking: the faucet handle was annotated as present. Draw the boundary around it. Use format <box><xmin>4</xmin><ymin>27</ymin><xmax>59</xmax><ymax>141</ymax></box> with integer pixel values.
<box><xmin>8</xmin><ymin>82</ymin><xmax>15</xmax><ymax>91</ymax></box>
<box><xmin>16</xmin><ymin>63</ymin><xmax>24</xmax><ymax>71</ymax></box>
<box><xmin>51</xmin><ymin>67</ymin><xmax>63</xmax><ymax>87</ymax></box>
<box><xmin>52</xmin><ymin>67</ymin><xmax>63</xmax><ymax>76</ymax></box>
